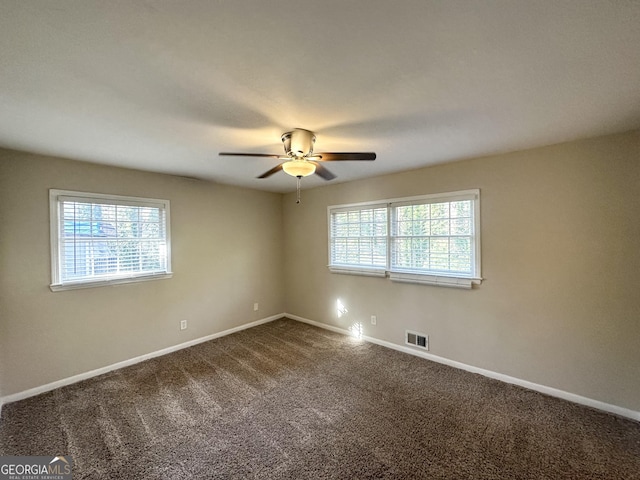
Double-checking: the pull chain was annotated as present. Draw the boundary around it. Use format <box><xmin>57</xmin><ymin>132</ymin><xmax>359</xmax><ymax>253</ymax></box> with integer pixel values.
<box><xmin>296</xmin><ymin>176</ymin><xmax>302</xmax><ymax>204</ymax></box>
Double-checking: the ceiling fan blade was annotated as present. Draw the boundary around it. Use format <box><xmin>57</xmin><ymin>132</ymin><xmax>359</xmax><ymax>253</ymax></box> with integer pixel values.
<box><xmin>310</xmin><ymin>162</ymin><xmax>336</xmax><ymax>180</ymax></box>
<box><xmin>257</xmin><ymin>163</ymin><xmax>284</xmax><ymax>178</ymax></box>
<box><xmin>219</xmin><ymin>152</ymin><xmax>282</xmax><ymax>158</ymax></box>
<box><xmin>316</xmin><ymin>152</ymin><xmax>376</xmax><ymax>161</ymax></box>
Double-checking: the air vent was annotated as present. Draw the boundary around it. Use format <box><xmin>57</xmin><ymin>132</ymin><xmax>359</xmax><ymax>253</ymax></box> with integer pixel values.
<box><xmin>406</xmin><ymin>330</ymin><xmax>429</xmax><ymax>350</ymax></box>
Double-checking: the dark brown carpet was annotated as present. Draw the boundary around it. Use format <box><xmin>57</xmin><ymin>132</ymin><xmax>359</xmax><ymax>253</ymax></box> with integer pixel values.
<box><xmin>1</xmin><ymin>318</ymin><xmax>639</xmax><ymax>479</ymax></box>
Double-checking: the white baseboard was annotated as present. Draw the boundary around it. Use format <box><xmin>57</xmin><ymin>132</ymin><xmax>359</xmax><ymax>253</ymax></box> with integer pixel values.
<box><xmin>0</xmin><ymin>314</ymin><xmax>283</xmax><ymax>409</ymax></box>
<box><xmin>3</xmin><ymin>312</ymin><xmax>638</xmax><ymax>423</ymax></box>
<box><xmin>286</xmin><ymin>313</ymin><xmax>640</xmax><ymax>422</ymax></box>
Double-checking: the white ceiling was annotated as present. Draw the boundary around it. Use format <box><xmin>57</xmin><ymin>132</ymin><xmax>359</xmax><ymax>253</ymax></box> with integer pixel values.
<box><xmin>1</xmin><ymin>1</ymin><xmax>639</xmax><ymax>193</ymax></box>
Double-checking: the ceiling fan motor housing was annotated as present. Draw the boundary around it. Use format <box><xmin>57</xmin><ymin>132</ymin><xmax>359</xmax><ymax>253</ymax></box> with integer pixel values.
<box><xmin>282</xmin><ymin>128</ymin><xmax>316</xmax><ymax>157</ymax></box>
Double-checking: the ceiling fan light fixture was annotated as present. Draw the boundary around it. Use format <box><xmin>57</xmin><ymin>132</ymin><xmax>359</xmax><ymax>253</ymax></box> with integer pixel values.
<box><xmin>219</xmin><ymin>128</ymin><xmax>375</xmax><ymax>184</ymax></box>
<box><xmin>282</xmin><ymin>159</ymin><xmax>316</xmax><ymax>177</ymax></box>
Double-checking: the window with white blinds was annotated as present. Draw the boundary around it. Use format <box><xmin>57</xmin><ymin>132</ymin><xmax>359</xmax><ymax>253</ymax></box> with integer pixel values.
<box><xmin>49</xmin><ymin>190</ymin><xmax>172</xmax><ymax>290</ymax></box>
<box><xmin>391</xmin><ymin>196</ymin><xmax>475</xmax><ymax>276</ymax></box>
<box><xmin>329</xmin><ymin>205</ymin><xmax>388</xmax><ymax>274</ymax></box>
<box><xmin>328</xmin><ymin>190</ymin><xmax>481</xmax><ymax>288</ymax></box>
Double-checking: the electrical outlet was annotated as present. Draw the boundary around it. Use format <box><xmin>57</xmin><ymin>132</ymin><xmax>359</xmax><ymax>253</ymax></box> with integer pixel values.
<box><xmin>253</xmin><ymin>302</ymin><xmax>259</xmax><ymax>311</ymax></box>
<box><xmin>370</xmin><ymin>315</ymin><xmax>377</xmax><ymax>325</ymax></box>
<box><xmin>180</xmin><ymin>320</ymin><xmax>187</xmax><ymax>330</ymax></box>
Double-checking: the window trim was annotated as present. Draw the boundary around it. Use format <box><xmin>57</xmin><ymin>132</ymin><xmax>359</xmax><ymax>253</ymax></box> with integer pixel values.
<box><xmin>49</xmin><ymin>189</ymin><xmax>172</xmax><ymax>291</ymax></box>
<box><xmin>327</xmin><ymin>190</ymin><xmax>482</xmax><ymax>289</ymax></box>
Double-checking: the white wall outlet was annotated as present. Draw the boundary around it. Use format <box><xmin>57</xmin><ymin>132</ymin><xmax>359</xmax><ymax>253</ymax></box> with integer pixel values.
<box><xmin>253</xmin><ymin>302</ymin><xmax>259</xmax><ymax>311</ymax></box>
<box><xmin>180</xmin><ymin>320</ymin><xmax>187</xmax><ymax>330</ymax></box>
<box><xmin>371</xmin><ymin>315</ymin><xmax>377</xmax><ymax>325</ymax></box>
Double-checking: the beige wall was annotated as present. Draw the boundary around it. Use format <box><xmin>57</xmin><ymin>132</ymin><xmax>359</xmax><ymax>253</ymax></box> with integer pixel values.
<box><xmin>0</xmin><ymin>149</ymin><xmax>285</xmax><ymax>397</ymax></box>
<box><xmin>283</xmin><ymin>130</ymin><xmax>640</xmax><ymax>411</ymax></box>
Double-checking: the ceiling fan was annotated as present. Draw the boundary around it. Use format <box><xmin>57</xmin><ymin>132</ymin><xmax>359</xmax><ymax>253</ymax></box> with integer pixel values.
<box><xmin>219</xmin><ymin>128</ymin><xmax>376</xmax><ymax>182</ymax></box>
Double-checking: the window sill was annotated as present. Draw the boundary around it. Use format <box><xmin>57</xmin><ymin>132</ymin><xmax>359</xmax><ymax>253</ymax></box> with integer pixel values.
<box><xmin>328</xmin><ymin>266</ymin><xmax>387</xmax><ymax>278</ymax></box>
<box><xmin>327</xmin><ymin>266</ymin><xmax>481</xmax><ymax>289</ymax></box>
<box><xmin>50</xmin><ymin>272</ymin><xmax>173</xmax><ymax>292</ymax></box>
<box><xmin>389</xmin><ymin>271</ymin><xmax>482</xmax><ymax>289</ymax></box>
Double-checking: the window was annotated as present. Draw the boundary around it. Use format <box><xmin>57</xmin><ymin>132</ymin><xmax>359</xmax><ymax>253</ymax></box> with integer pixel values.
<box><xmin>328</xmin><ymin>190</ymin><xmax>481</xmax><ymax>288</ymax></box>
<box><xmin>329</xmin><ymin>204</ymin><xmax>388</xmax><ymax>276</ymax></box>
<box><xmin>50</xmin><ymin>189</ymin><xmax>172</xmax><ymax>291</ymax></box>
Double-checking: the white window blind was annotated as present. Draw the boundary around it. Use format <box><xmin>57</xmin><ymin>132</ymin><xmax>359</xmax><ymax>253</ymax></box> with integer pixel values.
<box><xmin>50</xmin><ymin>190</ymin><xmax>172</xmax><ymax>290</ymax></box>
<box><xmin>328</xmin><ymin>190</ymin><xmax>481</xmax><ymax>288</ymax></box>
<box><xmin>390</xmin><ymin>196</ymin><xmax>475</xmax><ymax>276</ymax></box>
<box><xmin>329</xmin><ymin>205</ymin><xmax>387</xmax><ymax>272</ymax></box>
